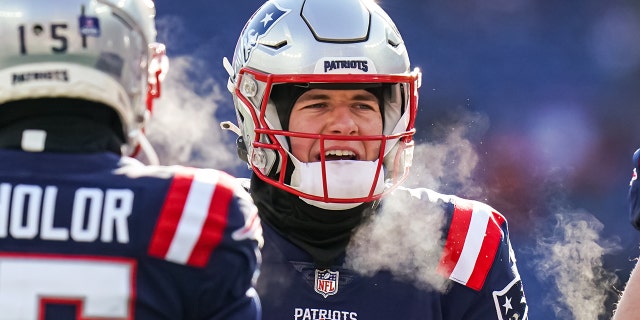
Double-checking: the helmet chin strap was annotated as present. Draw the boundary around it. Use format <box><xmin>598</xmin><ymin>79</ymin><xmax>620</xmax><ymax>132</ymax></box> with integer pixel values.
<box><xmin>289</xmin><ymin>155</ymin><xmax>386</xmax><ymax>210</ymax></box>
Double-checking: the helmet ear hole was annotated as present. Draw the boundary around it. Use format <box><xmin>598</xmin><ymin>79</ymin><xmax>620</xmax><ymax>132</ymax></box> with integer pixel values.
<box><xmin>236</xmin><ymin>136</ymin><xmax>249</xmax><ymax>163</ymax></box>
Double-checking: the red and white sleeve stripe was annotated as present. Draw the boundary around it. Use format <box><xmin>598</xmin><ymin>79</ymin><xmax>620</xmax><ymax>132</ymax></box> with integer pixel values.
<box><xmin>148</xmin><ymin>168</ymin><xmax>235</xmax><ymax>267</ymax></box>
<box><xmin>436</xmin><ymin>198</ymin><xmax>506</xmax><ymax>291</ymax></box>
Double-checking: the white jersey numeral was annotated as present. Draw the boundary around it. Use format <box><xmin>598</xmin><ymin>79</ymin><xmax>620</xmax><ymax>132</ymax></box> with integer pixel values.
<box><xmin>0</xmin><ymin>255</ymin><xmax>134</xmax><ymax>320</ymax></box>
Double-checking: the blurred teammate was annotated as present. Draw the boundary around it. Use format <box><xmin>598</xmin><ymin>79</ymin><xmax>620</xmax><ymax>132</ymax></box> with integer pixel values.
<box><xmin>613</xmin><ymin>149</ymin><xmax>640</xmax><ymax>319</ymax></box>
<box><xmin>222</xmin><ymin>0</ymin><xmax>527</xmax><ymax>318</ymax></box>
<box><xmin>613</xmin><ymin>259</ymin><xmax>640</xmax><ymax>319</ymax></box>
<box><xmin>0</xmin><ymin>0</ymin><xmax>261</xmax><ymax>319</ymax></box>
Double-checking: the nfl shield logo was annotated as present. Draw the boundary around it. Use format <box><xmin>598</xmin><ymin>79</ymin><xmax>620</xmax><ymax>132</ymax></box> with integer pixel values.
<box><xmin>314</xmin><ymin>269</ymin><xmax>339</xmax><ymax>298</ymax></box>
<box><xmin>79</xmin><ymin>16</ymin><xmax>100</xmax><ymax>37</ymax></box>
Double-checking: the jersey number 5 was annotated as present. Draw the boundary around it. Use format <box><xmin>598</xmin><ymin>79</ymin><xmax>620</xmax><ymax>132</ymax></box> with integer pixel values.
<box><xmin>0</xmin><ymin>255</ymin><xmax>135</xmax><ymax>320</ymax></box>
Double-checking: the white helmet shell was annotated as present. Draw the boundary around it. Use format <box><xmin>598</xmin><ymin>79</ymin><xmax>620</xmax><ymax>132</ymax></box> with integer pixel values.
<box><xmin>0</xmin><ymin>0</ymin><xmax>168</xmax><ymax>156</ymax></box>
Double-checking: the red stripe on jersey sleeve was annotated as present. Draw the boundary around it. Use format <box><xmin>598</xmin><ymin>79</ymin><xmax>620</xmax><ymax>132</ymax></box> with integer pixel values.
<box><xmin>148</xmin><ymin>168</ymin><xmax>196</xmax><ymax>259</ymax></box>
<box><xmin>437</xmin><ymin>201</ymin><xmax>473</xmax><ymax>277</ymax></box>
<box><xmin>186</xmin><ymin>171</ymin><xmax>235</xmax><ymax>267</ymax></box>
<box><xmin>465</xmin><ymin>210</ymin><xmax>505</xmax><ymax>290</ymax></box>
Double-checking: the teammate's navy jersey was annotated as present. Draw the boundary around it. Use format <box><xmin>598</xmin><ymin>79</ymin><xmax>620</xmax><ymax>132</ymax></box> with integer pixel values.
<box><xmin>257</xmin><ymin>187</ymin><xmax>527</xmax><ymax>320</ymax></box>
<box><xmin>0</xmin><ymin>149</ymin><xmax>262</xmax><ymax>320</ymax></box>
<box><xmin>629</xmin><ymin>148</ymin><xmax>640</xmax><ymax>229</ymax></box>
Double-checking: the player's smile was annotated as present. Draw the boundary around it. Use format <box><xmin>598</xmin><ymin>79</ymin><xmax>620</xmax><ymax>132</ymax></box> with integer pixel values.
<box><xmin>319</xmin><ymin>149</ymin><xmax>358</xmax><ymax>161</ymax></box>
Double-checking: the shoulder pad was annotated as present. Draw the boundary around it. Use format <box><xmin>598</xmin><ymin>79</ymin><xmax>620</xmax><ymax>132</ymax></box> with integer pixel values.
<box><xmin>148</xmin><ymin>167</ymin><xmax>237</xmax><ymax>267</ymax></box>
<box><xmin>436</xmin><ymin>197</ymin><xmax>506</xmax><ymax>291</ymax></box>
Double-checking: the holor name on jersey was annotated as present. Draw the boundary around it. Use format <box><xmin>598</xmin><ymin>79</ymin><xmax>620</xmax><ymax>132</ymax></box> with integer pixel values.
<box><xmin>0</xmin><ymin>183</ymin><xmax>133</xmax><ymax>243</ymax></box>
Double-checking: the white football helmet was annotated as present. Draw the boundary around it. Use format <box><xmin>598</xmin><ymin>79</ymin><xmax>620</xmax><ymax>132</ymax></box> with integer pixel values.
<box><xmin>0</xmin><ymin>0</ymin><xmax>168</xmax><ymax>161</ymax></box>
<box><xmin>225</xmin><ymin>0</ymin><xmax>421</xmax><ymax>209</ymax></box>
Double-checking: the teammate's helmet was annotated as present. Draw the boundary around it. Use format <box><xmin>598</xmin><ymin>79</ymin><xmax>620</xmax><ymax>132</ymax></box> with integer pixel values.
<box><xmin>226</xmin><ymin>0</ymin><xmax>421</xmax><ymax>209</ymax></box>
<box><xmin>0</xmin><ymin>0</ymin><xmax>168</xmax><ymax>157</ymax></box>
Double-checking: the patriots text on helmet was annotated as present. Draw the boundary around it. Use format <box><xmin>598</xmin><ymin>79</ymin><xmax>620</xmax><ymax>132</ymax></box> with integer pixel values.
<box><xmin>323</xmin><ymin>60</ymin><xmax>368</xmax><ymax>73</ymax></box>
<box><xmin>0</xmin><ymin>183</ymin><xmax>132</xmax><ymax>243</ymax></box>
<box><xmin>11</xmin><ymin>70</ymin><xmax>69</xmax><ymax>84</ymax></box>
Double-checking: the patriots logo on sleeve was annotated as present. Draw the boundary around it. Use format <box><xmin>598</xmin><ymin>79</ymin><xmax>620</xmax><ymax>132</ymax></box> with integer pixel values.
<box><xmin>239</xmin><ymin>2</ymin><xmax>290</xmax><ymax>62</ymax></box>
<box><xmin>493</xmin><ymin>277</ymin><xmax>528</xmax><ymax>320</ymax></box>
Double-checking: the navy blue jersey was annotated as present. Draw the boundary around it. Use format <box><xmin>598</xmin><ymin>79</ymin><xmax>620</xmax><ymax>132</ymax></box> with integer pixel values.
<box><xmin>257</xmin><ymin>187</ymin><xmax>527</xmax><ymax>320</ymax></box>
<box><xmin>0</xmin><ymin>149</ymin><xmax>262</xmax><ymax>320</ymax></box>
<box><xmin>629</xmin><ymin>148</ymin><xmax>640</xmax><ymax>229</ymax></box>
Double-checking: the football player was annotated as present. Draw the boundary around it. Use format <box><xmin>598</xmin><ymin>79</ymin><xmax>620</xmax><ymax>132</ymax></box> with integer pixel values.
<box><xmin>612</xmin><ymin>149</ymin><xmax>640</xmax><ymax>319</ymax></box>
<box><xmin>0</xmin><ymin>0</ymin><xmax>261</xmax><ymax>319</ymax></box>
<box><xmin>613</xmin><ymin>259</ymin><xmax>640</xmax><ymax>319</ymax></box>
<box><xmin>223</xmin><ymin>0</ymin><xmax>527</xmax><ymax>318</ymax></box>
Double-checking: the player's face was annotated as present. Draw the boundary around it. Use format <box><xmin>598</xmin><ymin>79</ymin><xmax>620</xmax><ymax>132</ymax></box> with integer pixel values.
<box><xmin>288</xmin><ymin>89</ymin><xmax>383</xmax><ymax>163</ymax></box>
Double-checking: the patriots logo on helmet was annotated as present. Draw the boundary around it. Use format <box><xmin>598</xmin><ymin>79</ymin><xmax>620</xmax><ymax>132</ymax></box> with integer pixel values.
<box><xmin>239</xmin><ymin>2</ymin><xmax>290</xmax><ymax>63</ymax></box>
<box><xmin>493</xmin><ymin>277</ymin><xmax>528</xmax><ymax>320</ymax></box>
